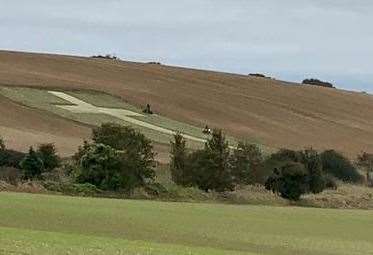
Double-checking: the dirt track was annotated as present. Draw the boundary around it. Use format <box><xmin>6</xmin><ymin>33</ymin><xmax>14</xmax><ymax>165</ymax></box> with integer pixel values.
<box><xmin>1</xmin><ymin>50</ymin><xmax>373</xmax><ymax>157</ymax></box>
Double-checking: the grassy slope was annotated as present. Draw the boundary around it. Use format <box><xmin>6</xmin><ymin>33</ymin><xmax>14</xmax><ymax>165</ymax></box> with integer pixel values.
<box><xmin>0</xmin><ymin>192</ymin><xmax>372</xmax><ymax>255</ymax></box>
<box><xmin>1</xmin><ymin>51</ymin><xmax>373</xmax><ymax>158</ymax></box>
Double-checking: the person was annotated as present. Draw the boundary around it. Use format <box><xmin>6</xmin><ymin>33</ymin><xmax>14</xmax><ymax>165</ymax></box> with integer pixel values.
<box><xmin>143</xmin><ymin>104</ymin><xmax>153</xmax><ymax>114</ymax></box>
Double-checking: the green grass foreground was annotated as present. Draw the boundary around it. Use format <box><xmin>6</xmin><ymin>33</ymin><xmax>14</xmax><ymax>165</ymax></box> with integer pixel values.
<box><xmin>0</xmin><ymin>192</ymin><xmax>373</xmax><ymax>255</ymax></box>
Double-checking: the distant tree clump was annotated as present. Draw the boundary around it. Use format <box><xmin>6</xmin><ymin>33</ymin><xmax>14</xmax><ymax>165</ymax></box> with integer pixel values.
<box><xmin>20</xmin><ymin>147</ymin><xmax>44</xmax><ymax>180</ymax></box>
<box><xmin>36</xmin><ymin>143</ymin><xmax>61</xmax><ymax>172</ymax></box>
<box><xmin>91</xmin><ymin>54</ymin><xmax>119</xmax><ymax>60</ymax></box>
<box><xmin>249</xmin><ymin>73</ymin><xmax>267</xmax><ymax>78</ymax></box>
<box><xmin>302</xmin><ymin>79</ymin><xmax>335</xmax><ymax>88</ymax></box>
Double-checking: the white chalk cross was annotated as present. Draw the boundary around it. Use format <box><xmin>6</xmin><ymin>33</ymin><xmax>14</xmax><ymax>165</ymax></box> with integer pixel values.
<box><xmin>48</xmin><ymin>91</ymin><xmax>206</xmax><ymax>143</ymax></box>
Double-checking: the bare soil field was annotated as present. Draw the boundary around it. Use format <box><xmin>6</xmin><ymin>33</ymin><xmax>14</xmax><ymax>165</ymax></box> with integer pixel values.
<box><xmin>0</xmin><ymin>94</ymin><xmax>90</xmax><ymax>156</ymax></box>
<box><xmin>1</xmin><ymin>50</ymin><xmax>373</xmax><ymax>157</ymax></box>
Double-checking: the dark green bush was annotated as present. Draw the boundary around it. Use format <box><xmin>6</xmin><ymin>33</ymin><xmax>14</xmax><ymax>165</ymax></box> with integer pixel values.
<box><xmin>37</xmin><ymin>143</ymin><xmax>61</xmax><ymax>172</ymax></box>
<box><xmin>321</xmin><ymin>150</ymin><xmax>363</xmax><ymax>183</ymax></box>
<box><xmin>20</xmin><ymin>147</ymin><xmax>44</xmax><ymax>180</ymax></box>
<box><xmin>73</xmin><ymin>140</ymin><xmax>91</xmax><ymax>163</ymax></box>
<box><xmin>0</xmin><ymin>137</ymin><xmax>4</xmax><ymax>151</ymax></box>
<box><xmin>302</xmin><ymin>149</ymin><xmax>325</xmax><ymax>194</ymax></box>
<box><xmin>75</xmin><ymin>124</ymin><xmax>156</xmax><ymax>192</ymax></box>
<box><xmin>170</xmin><ymin>133</ymin><xmax>189</xmax><ymax>185</ymax></box>
<box><xmin>265</xmin><ymin>162</ymin><xmax>308</xmax><ymax>200</ymax></box>
<box><xmin>324</xmin><ymin>174</ymin><xmax>338</xmax><ymax>190</ymax></box>
<box><xmin>0</xmin><ymin>149</ymin><xmax>26</xmax><ymax>168</ymax></box>
<box><xmin>91</xmin><ymin>123</ymin><xmax>156</xmax><ymax>190</ymax></box>
<box><xmin>191</xmin><ymin>130</ymin><xmax>233</xmax><ymax>192</ymax></box>
<box><xmin>230</xmin><ymin>142</ymin><xmax>264</xmax><ymax>184</ymax></box>
<box><xmin>77</xmin><ymin>143</ymin><xmax>122</xmax><ymax>190</ymax></box>
<box><xmin>265</xmin><ymin>148</ymin><xmax>328</xmax><ymax>200</ymax></box>
<box><xmin>169</xmin><ymin>129</ymin><xmax>234</xmax><ymax>192</ymax></box>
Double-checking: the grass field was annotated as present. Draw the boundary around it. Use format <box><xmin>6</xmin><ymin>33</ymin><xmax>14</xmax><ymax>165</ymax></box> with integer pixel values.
<box><xmin>0</xmin><ymin>192</ymin><xmax>372</xmax><ymax>255</ymax></box>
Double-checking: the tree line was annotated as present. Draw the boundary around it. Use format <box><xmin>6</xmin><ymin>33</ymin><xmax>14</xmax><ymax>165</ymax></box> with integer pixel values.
<box><xmin>170</xmin><ymin>130</ymin><xmax>365</xmax><ymax>200</ymax></box>
<box><xmin>0</xmin><ymin>123</ymin><xmax>371</xmax><ymax>201</ymax></box>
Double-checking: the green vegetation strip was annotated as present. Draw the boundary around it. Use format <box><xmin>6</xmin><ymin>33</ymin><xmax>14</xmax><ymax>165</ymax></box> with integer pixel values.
<box><xmin>1</xmin><ymin>192</ymin><xmax>373</xmax><ymax>255</ymax></box>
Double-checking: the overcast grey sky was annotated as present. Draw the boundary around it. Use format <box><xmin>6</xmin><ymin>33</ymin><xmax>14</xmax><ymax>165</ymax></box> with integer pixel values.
<box><xmin>1</xmin><ymin>0</ymin><xmax>372</xmax><ymax>92</ymax></box>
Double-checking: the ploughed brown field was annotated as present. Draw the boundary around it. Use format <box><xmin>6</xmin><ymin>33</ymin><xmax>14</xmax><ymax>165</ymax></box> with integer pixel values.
<box><xmin>1</xmin><ymin>50</ymin><xmax>373</xmax><ymax>158</ymax></box>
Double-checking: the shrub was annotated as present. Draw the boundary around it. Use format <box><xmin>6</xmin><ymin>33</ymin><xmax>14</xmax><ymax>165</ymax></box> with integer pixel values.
<box><xmin>265</xmin><ymin>148</ymin><xmax>327</xmax><ymax>199</ymax></box>
<box><xmin>0</xmin><ymin>137</ymin><xmax>4</xmax><ymax>151</ymax></box>
<box><xmin>265</xmin><ymin>162</ymin><xmax>308</xmax><ymax>200</ymax></box>
<box><xmin>0</xmin><ymin>139</ymin><xmax>27</xmax><ymax>169</ymax></box>
<box><xmin>92</xmin><ymin>123</ymin><xmax>154</xmax><ymax>155</ymax></box>
<box><xmin>0</xmin><ymin>167</ymin><xmax>22</xmax><ymax>185</ymax></box>
<box><xmin>20</xmin><ymin>147</ymin><xmax>44</xmax><ymax>180</ymax></box>
<box><xmin>73</xmin><ymin>140</ymin><xmax>91</xmax><ymax>163</ymax></box>
<box><xmin>170</xmin><ymin>133</ymin><xmax>189</xmax><ymax>185</ymax></box>
<box><xmin>76</xmin><ymin>124</ymin><xmax>156</xmax><ymax>192</ymax></box>
<box><xmin>71</xmin><ymin>183</ymin><xmax>101</xmax><ymax>196</ymax></box>
<box><xmin>268</xmin><ymin>148</ymin><xmax>304</xmax><ymax>163</ymax></box>
<box><xmin>37</xmin><ymin>143</ymin><xmax>61</xmax><ymax>172</ymax></box>
<box><xmin>187</xmin><ymin>149</ymin><xmax>211</xmax><ymax>190</ymax></box>
<box><xmin>324</xmin><ymin>174</ymin><xmax>338</xmax><ymax>190</ymax></box>
<box><xmin>230</xmin><ymin>142</ymin><xmax>264</xmax><ymax>185</ymax></box>
<box><xmin>357</xmin><ymin>152</ymin><xmax>373</xmax><ymax>186</ymax></box>
<box><xmin>0</xmin><ymin>149</ymin><xmax>26</xmax><ymax>168</ymax></box>
<box><xmin>43</xmin><ymin>181</ymin><xmax>101</xmax><ymax>196</ymax></box>
<box><xmin>143</xmin><ymin>182</ymin><xmax>169</xmax><ymax>197</ymax></box>
<box><xmin>321</xmin><ymin>150</ymin><xmax>363</xmax><ymax>183</ymax></box>
<box><xmin>302</xmin><ymin>149</ymin><xmax>325</xmax><ymax>194</ymax></box>
<box><xmin>91</xmin><ymin>123</ymin><xmax>156</xmax><ymax>191</ymax></box>
<box><xmin>77</xmin><ymin>143</ymin><xmax>122</xmax><ymax>190</ymax></box>
<box><xmin>92</xmin><ymin>123</ymin><xmax>155</xmax><ymax>164</ymax></box>
<box><xmin>189</xmin><ymin>129</ymin><xmax>234</xmax><ymax>192</ymax></box>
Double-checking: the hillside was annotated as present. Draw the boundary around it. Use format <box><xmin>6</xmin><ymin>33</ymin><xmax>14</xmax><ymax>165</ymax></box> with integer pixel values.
<box><xmin>0</xmin><ymin>94</ymin><xmax>90</xmax><ymax>156</ymax></box>
<box><xmin>1</xmin><ymin>50</ymin><xmax>373</xmax><ymax>158</ymax></box>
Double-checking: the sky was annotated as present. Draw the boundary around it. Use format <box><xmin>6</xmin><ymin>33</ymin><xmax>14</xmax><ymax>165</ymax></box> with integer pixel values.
<box><xmin>0</xmin><ymin>0</ymin><xmax>372</xmax><ymax>92</ymax></box>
